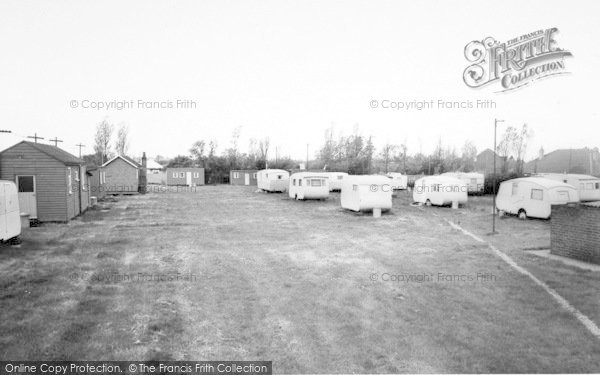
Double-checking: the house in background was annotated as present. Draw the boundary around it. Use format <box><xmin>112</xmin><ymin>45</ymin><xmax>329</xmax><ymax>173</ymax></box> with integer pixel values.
<box><xmin>474</xmin><ymin>149</ymin><xmax>513</xmax><ymax>174</ymax></box>
<box><xmin>230</xmin><ymin>170</ymin><xmax>258</xmax><ymax>186</ymax></box>
<box><xmin>166</xmin><ymin>167</ymin><xmax>205</xmax><ymax>186</ymax></box>
<box><xmin>146</xmin><ymin>158</ymin><xmax>166</xmax><ymax>184</ymax></box>
<box><xmin>0</xmin><ymin>141</ymin><xmax>89</xmax><ymax>222</ymax></box>
<box><xmin>101</xmin><ymin>155</ymin><xmax>141</xmax><ymax>194</ymax></box>
<box><xmin>524</xmin><ymin>147</ymin><xmax>600</xmax><ymax>176</ymax></box>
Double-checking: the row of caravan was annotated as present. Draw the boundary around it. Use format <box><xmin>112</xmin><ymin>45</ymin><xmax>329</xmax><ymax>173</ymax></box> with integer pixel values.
<box><xmin>255</xmin><ymin>169</ymin><xmax>600</xmax><ymax>219</ymax></box>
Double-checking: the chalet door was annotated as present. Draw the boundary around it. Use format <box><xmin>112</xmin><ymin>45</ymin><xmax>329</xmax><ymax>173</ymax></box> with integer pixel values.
<box><xmin>244</xmin><ymin>173</ymin><xmax>250</xmax><ymax>185</ymax></box>
<box><xmin>16</xmin><ymin>175</ymin><xmax>37</xmax><ymax>219</ymax></box>
<box><xmin>186</xmin><ymin>172</ymin><xmax>192</xmax><ymax>186</ymax></box>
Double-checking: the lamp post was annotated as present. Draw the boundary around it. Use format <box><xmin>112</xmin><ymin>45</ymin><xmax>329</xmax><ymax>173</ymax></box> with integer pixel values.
<box><xmin>492</xmin><ymin>119</ymin><xmax>505</xmax><ymax>234</ymax></box>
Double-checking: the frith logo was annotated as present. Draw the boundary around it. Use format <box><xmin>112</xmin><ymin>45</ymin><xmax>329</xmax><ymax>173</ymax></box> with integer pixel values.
<box><xmin>463</xmin><ymin>28</ymin><xmax>573</xmax><ymax>92</ymax></box>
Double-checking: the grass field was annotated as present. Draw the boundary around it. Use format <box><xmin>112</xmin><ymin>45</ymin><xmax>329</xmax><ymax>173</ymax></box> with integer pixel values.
<box><xmin>0</xmin><ymin>186</ymin><xmax>599</xmax><ymax>373</ymax></box>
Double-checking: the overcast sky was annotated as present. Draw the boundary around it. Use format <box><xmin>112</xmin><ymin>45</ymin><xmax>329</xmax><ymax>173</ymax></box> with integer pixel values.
<box><xmin>0</xmin><ymin>0</ymin><xmax>598</xmax><ymax>162</ymax></box>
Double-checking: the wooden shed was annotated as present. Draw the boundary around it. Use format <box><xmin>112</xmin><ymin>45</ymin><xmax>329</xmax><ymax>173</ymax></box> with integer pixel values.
<box><xmin>0</xmin><ymin>141</ymin><xmax>90</xmax><ymax>223</ymax></box>
<box><xmin>166</xmin><ymin>168</ymin><xmax>205</xmax><ymax>186</ymax></box>
<box><xmin>230</xmin><ymin>170</ymin><xmax>258</xmax><ymax>186</ymax></box>
<box><xmin>101</xmin><ymin>155</ymin><xmax>141</xmax><ymax>194</ymax></box>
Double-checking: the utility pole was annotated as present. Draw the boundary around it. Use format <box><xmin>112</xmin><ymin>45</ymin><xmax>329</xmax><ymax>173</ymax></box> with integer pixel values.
<box><xmin>49</xmin><ymin>137</ymin><xmax>63</xmax><ymax>147</ymax></box>
<box><xmin>76</xmin><ymin>143</ymin><xmax>86</xmax><ymax>158</ymax></box>
<box><xmin>492</xmin><ymin>119</ymin><xmax>505</xmax><ymax>234</ymax></box>
<box><xmin>27</xmin><ymin>133</ymin><xmax>44</xmax><ymax>143</ymax></box>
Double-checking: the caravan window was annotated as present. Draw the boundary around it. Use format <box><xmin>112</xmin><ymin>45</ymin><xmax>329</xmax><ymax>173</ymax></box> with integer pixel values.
<box><xmin>353</xmin><ymin>185</ymin><xmax>357</xmax><ymax>191</ymax></box>
<box><xmin>470</xmin><ymin>178</ymin><xmax>477</xmax><ymax>184</ymax></box>
<box><xmin>557</xmin><ymin>190</ymin><xmax>570</xmax><ymax>201</ymax></box>
<box><xmin>586</xmin><ymin>182</ymin><xmax>593</xmax><ymax>190</ymax></box>
<box><xmin>531</xmin><ymin>189</ymin><xmax>543</xmax><ymax>200</ymax></box>
<box><xmin>596</xmin><ymin>182</ymin><xmax>600</xmax><ymax>189</ymax></box>
<box><xmin>299</xmin><ymin>179</ymin><xmax>302</xmax><ymax>186</ymax></box>
<box><xmin>277</xmin><ymin>175</ymin><xmax>283</xmax><ymax>179</ymax></box>
<box><xmin>337</xmin><ymin>175</ymin><xmax>343</xmax><ymax>180</ymax></box>
<box><xmin>511</xmin><ymin>183</ymin><xmax>519</xmax><ymax>196</ymax></box>
<box><xmin>310</xmin><ymin>179</ymin><xmax>322</xmax><ymax>187</ymax></box>
<box><xmin>580</xmin><ymin>183</ymin><xmax>585</xmax><ymax>190</ymax></box>
<box><xmin>292</xmin><ymin>179</ymin><xmax>296</xmax><ymax>186</ymax></box>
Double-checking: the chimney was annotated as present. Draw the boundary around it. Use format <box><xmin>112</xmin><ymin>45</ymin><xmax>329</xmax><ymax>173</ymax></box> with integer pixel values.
<box><xmin>138</xmin><ymin>152</ymin><xmax>147</xmax><ymax>194</ymax></box>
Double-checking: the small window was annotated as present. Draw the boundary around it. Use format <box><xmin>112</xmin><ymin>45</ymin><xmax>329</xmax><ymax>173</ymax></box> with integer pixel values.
<box><xmin>512</xmin><ymin>183</ymin><xmax>519</xmax><ymax>196</ymax></box>
<box><xmin>17</xmin><ymin>176</ymin><xmax>35</xmax><ymax>193</ymax></box>
<box><xmin>557</xmin><ymin>190</ymin><xmax>570</xmax><ymax>201</ymax></box>
<box><xmin>172</xmin><ymin>172</ymin><xmax>178</xmax><ymax>178</ymax></box>
<box><xmin>470</xmin><ymin>178</ymin><xmax>477</xmax><ymax>184</ymax></box>
<box><xmin>353</xmin><ymin>184</ymin><xmax>357</xmax><ymax>191</ymax></box>
<box><xmin>596</xmin><ymin>182</ymin><xmax>600</xmax><ymax>190</ymax></box>
<box><xmin>74</xmin><ymin>170</ymin><xmax>80</xmax><ymax>182</ymax></box>
<box><xmin>179</xmin><ymin>172</ymin><xmax>185</xmax><ymax>178</ymax></box>
<box><xmin>586</xmin><ymin>182</ymin><xmax>593</xmax><ymax>190</ymax></box>
<box><xmin>82</xmin><ymin>171</ymin><xmax>87</xmax><ymax>191</ymax></box>
<box><xmin>337</xmin><ymin>175</ymin><xmax>343</xmax><ymax>180</ymax></box>
<box><xmin>531</xmin><ymin>189</ymin><xmax>543</xmax><ymax>200</ymax></box>
<box><xmin>563</xmin><ymin>179</ymin><xmax>568</xmax><ymax>183</ymax></box>
<box><xmin>194</xmin><ymin>172</ymin><xmax>200</xmax><ymax>178</ymax></box>
<box><xmin>277</xmin><ymin>175</ymin><xmax>282</xmax><ymax>180</ymax></box>
<box><xmin>233</xmin><ymin>172</ymin><xmax>239</xmax><ymax>179</ymax></box>
<box><xmin>580</xmin><ymin>183</ymin><xmax>585</xmax><ymax>190</ymax></box>
<box><xmin>299</xmin><ymin>179</ymin><xmax>302</xmax><ymax>186</ymax></box>
<box><xmin>253</xmin><ymin>173</ymin><xmax>257</xmax><ymax>178</ymax></box>
<box><xmin>310</xmin><ymin>179</ymin><xmax>322</xmax><ymax>187</ymax></box>
<box><xmin>67</xmin><ymin>168</ymin><xmax>73</xmax><ymax>194</ymax></box>
<box><xmin>292</xmin><ymin>179</ymin><xmax>296</xmax><ymax>186</ymax></box>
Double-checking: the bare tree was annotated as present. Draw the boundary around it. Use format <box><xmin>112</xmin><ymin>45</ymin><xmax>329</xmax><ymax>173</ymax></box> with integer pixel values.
<box><xmin>258</xmin><ymin>137</ymin><xmax>270</xmax><ymax>167</ymax></box>
<box><xmin>461</xmin><ymin>140</ymin><xmax>478</xmax><ymax>172</ymax></box>
<box><xmin>379</xmin><ymin>142</ymin><xmax>398</xmax><ymax>174</ymax></box>
<box><xmin>94</xmin><ymin>118</ymin><xmax>114</xmax><ymax>164</ymax></box>
<box><xmin>115</xmin><ymin>123</ymin><xmax>129</xmax><ymax>156</ymax></box>
<box><xmin>189</xmin><ymin>140</ymin><xmax>206</xmax><ymax>166</ymax></box>
<box><xmin>513</xmin><ymin>124</ymin><xmax>532</xmax><ymax>175</ymax></box>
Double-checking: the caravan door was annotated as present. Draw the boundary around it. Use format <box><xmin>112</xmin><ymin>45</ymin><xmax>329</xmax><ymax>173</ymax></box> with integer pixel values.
<box><xmin>244</xmin><ymin>173</ymin><xmax>250</xmax><ymax>185</ymax></box>
<box><xmin>16</xmin><ymin>175</ymin><xmax>37</xmax><ymax>219</ymax></box>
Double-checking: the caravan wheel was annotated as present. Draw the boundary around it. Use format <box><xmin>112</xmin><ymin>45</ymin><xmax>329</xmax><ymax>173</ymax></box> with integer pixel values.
<box><xmin>425</xmin><ymin>199</ymin><xmax>432</xmax><ymax>207</ymax></box>
<box><xmin>518</xmin><ymin>209</ymin><xmax>527</xmax><ymax>220</ymax></box>
<box><xmin>498</xmin><ymin>210</ymin><xmax>505</xmax><ymax>217</ymax></box>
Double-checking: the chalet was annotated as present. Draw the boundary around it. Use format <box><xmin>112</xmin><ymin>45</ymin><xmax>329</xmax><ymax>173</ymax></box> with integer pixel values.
<box><xmin>230</xmin><ymin>170</ymin><xmax>258</xmax><ymax>186</ymax></box>
<box><xmin>146</xmin><ymin>158</ymin><xmax>166</xmax><ymax>185</ymax></box>
<box><xmin>101</xmin><ymin>155</ymin><xmax>141</xmax><ymax>194</ymax></box>
<box><xmin>166</xmin><ymin>167</ymin><xmax>205</xmax><ymax>186</ymax></box>
<box><xmin>0</xmin><ymin>141</ymin><xmax>90</xmax><ymax>223</ymax></box>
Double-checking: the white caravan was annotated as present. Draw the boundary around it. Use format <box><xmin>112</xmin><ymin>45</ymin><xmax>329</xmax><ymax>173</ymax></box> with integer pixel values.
<box><xmin>0</xmin><ymin>181</ymin><xmax>21</xmax><ymax>242</ymax></box>
<box><xmin>533</xmin><ymin>173</ymin><xmax>600</xmax><ymax>202</ymax></box>
<box><xmin>341</xmin><ymin>175</ymin><xmax>393</xmax><ymax>212</ymax></box>
<box><xmin>441</xmin><ymin>172</ymin><xmax>485</xmax><ymax>194</ymax></box>
<box><xmin>413</xmin><ymin>176</ymin><xmax>468</xmax><ymax>206</ymax></box>
<box><xmin>386</xmin><ymin>172</ymin><xmax>408</xmax><ymax>190</ymax></box>
<box><xmin>324</xmin><ymin>172</ymin><xmax>348</xmax><ymax>191</ymax></box>
<box><xmin>257</xmin><ymin>169</ymin><xmax>290</xmax><ymax>192</ymax></box>
<box><xmin>288</xmin><ymin>172</ymin><xmax>329</xmax><ymax>200</ymax></box>
<box><xmin>496</xmin><ymin>177</ymin><xmax>579</xmax><ymax>219</ymax></box>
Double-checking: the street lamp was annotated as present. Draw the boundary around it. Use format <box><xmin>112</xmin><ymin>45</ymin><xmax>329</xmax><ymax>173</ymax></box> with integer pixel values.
<box><xmin>492</xmin><ymin>119</ymin><xmax>505</xmax><ymax>234</ymax></box>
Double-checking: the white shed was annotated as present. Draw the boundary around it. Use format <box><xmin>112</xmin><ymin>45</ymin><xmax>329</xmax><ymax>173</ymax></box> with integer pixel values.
<box><xmin>386</xmin><ymin>172</ymin><xmax>408</xmax><ymax>190</ymax></box>
<box><xmin>441</xmin><ymin>172</ymin><xmax>484</xmax><ymax>194</ymax></box>
<box><xmin>1</xmin><ymin>180</ymin><xmax>21</xmax><ymax>241</ymax></box>
<box><xmin>341</xmin><ymin>175</ymin><xmax>393</xmax><ymax>212</ymax></box>
<box><xmin>289</xmin><ymin>172</ymin><xmax>329</xmax><ymax>200</ymax></box>
<box><xmin>324</xmin><ymin>172</ymin><xmax>348</xmax><ymax>191</ymax></box>
<box><xmin>496</xmin><ymin>177</ymin><xmax>579</xmax><ymax>219</ymax></box>
<box><xmin>257</xmin><ymin>169</ymin><xmax>290</xmax><ymax>192</ymax></box>
<box><xmin>532</xmin><ymin>173</ymin><xmax>600</xmax><ymax>202</ymax></box>
<box><xmin>413</xmin><ymin>176</ymin><xmax>468</xmax><ymax>206</ymax></box>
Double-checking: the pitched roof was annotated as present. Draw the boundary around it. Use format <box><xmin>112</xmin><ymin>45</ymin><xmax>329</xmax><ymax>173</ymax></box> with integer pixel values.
<box><xmin>102</xmin><ymin>155</ymin><xmax>141</xmax><ymax>169</ymax></box>
<box><xmin>1</xmin><ymin>141</ymin><xmax>84</xmax><ymax>165</ymax></box>
<box><xmin>524</xmin><ymin>148</ymin><xmax>598</xmax><ymax>174</ymax></box>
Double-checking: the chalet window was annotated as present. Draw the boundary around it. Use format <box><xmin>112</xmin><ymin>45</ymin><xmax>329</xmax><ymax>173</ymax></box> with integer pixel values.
<box><xmin>17</xmin><ymin>176</ymin><xmax>35</xmax><ymax>193</ymax></box>
<box><xmin>253</xmin><ymin>173</ymin><xmax>257</xmax><ymax>178</ymax></box>
<box><xmin>531</xmin><ymin>189</ymin><xmax>543</xmax><ymax>200</ymax></box>
<box><xmin>74</xmin><ymin>170</ymin><xmax>80</xmax><ymax>182</ymax></box>
<box><xmin>233</xmin><ymin>172</ymin><xmax>239</xmax><ymax>179</ymax></box>
<box><xmin>511</xmin><ymin>183</ymin><xmax>519</xmax><ymax>196</ymax></box>
<box><xmin>67</xmin><ymin>168</ymin><xmax>73</xmax><ymax>195</ymax></box>
<box><xmin>193</xmin><ymin>172</ymin><xmax>200</xmax><ymax>178</ymax></box>
<box><xmin>82</xmin><ymin>171</ymin><xmax>87</xmax><ymax>191</ymax></box>
<box><xmin>100</xmin><ymin>171</ymin><xmax>106</xmax><ymax>184</ymax></box>
<box><xmin>173</xmin><ymin>172</ymin><xmax>178</xmax><ymax>178</ymax></box>
<box><xmin>179</xmin><ymin>172</ymin><xmax>185</xmax><ymax>178</ymax></box>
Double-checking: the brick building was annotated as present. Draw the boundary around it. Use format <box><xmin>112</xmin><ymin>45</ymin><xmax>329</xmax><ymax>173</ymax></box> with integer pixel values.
<box><xmin>551</xmin><ymin>202</ymin><xmax>600</xmax><ymax>264</ymax></box>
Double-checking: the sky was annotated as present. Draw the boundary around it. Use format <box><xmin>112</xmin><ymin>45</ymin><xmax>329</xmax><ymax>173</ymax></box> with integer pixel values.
<box><xmin>0</xmin><ymin>0</ymin><xmax>598</xmax><ymax>162</ymax></box>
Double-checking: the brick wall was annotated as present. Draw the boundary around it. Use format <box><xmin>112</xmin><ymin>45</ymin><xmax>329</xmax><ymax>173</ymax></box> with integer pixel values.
<box><xmin>551</xmin><ymin>204</ymin><xmax>600</xmax><ymax>264</ymax></box>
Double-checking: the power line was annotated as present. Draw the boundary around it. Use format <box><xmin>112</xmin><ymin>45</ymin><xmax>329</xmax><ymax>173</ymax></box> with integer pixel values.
<box><xmin>76</xmin><ymin>143</ymin><xmax>86</xmax><ymax>158</ymax></box>
<box><xmin>49</xmin><ymin>137</ymin><xmax>63</xmax><ymax>147</ymax></box>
